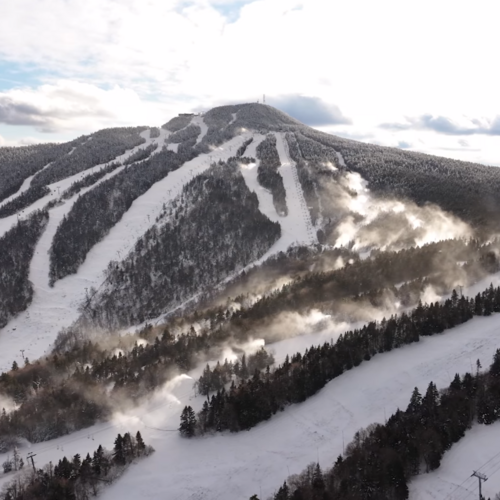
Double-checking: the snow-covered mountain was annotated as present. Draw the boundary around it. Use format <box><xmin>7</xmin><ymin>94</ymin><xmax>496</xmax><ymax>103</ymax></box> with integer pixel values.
<box><xmin>2</xmin><ymin>103</ymin><xmax>500</xmax><ymax>500</ymax></box>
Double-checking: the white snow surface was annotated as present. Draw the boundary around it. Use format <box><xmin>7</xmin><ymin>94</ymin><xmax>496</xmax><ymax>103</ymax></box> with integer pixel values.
<box><xmin>0</xmin><ymin>133</ymin><xmax>250</xmax><ymax>372</ymax></box>
<box><xmin>410</xmin><ymin>421</ymin><xmax>500</xmax><ymax>500</ymax></box>
<box><xmin>191</xmin><ymin>115</ymin><xmax>208</xmax><ymax>145</ymax></box>
<box><xmin>237</xmin><ymin>132</ymin><xmax>317</xmax><ymax>270</ymax></box>
<box><xmin>2</xmin><ymin>310</ymin><xmax>500</xmax><ymax>499</ymax></box>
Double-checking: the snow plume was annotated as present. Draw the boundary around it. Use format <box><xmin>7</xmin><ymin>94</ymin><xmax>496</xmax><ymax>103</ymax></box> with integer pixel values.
<box><xmin>325</xmin><ymin>172</ymin><xmax>471</xmax><ymax>251</ymax></box>
<box><xmin>0</xmin><ymin>395</ymin><xmax>18</xmax><ymax>413</ymax></box>
<box><xmin>111</xmin><ymin>374</ymin><xmax>193</xmax><ymax>430</ymax></box>
<box><xmin>218</xmin><ymin>338</ymin><xmax>266</xmax><ymax>364</ymax></box>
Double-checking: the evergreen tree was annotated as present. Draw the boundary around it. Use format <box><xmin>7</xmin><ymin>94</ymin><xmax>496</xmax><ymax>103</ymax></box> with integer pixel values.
<box><xmin>179</xmin><ymin>406</ymin><xmax>197</xmax><ymax>437</ymax></box>
<box><xmin>113</xmin><ymin>434</ymin><xmax>126</xmax><ymax>465</ymax></box>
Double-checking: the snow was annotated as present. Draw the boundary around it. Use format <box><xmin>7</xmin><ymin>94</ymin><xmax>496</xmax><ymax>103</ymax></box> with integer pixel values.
<box><xmin>190</xmin><ymin>115</ymin><xmax>208</xmax><ymax>145</ymax></box>
<box><xmin>237</xmin><ymin>132</ymin><xmax>317</xmax><ymax>271</ymax></box>
<box><xmin>0</xmin><ymin>134</ymin><xmax>253</xmax><ymax>372</ymax></box>
<box><xmin>0</xmin><ymin>174</ymin><xmax>36</xmax><ymax>206</ymax></box>
<box><xmin>3</xmin><ymin>309</ymin><xmax>500</xmax><ymax>498</ymax></box>
<box><xmin>0</xmin><ymin>129</ymin><xmax>161</xmax><ymax>240</ymax></box>
<box><xmin>410</xmin><ymin>422</ymin><xmax>500</xmax><ymax>500</ymax></box>
<box><xmin>336</xmin><ymin>151</ymin><xmax>346</xmax><ymax>167</ymax></box>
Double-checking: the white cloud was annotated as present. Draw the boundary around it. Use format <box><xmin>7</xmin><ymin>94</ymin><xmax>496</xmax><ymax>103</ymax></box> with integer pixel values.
<box><xmin>0</xmin><ymin>81</ymin><xmax>172</xmax><ymax>133</ymax></box>
<box><xmin>0</xmin><ymin>0</ymin><xmax>499</xmax><ymax>162</ymax></box>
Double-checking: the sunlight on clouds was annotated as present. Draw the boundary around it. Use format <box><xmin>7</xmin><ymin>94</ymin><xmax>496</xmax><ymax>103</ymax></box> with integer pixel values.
<box><xmin>0</xmin><ymin>80</ymin><xmax>171</xmax><ymax>133</ymax></box>
<box><xmin>0</xmin><ymin>0</ymin><xmax>498</xmax><ymax>161</ymax></box>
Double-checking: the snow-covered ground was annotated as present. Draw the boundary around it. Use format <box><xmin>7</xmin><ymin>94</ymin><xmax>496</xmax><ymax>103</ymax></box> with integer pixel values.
<box><xmin>0</xmin><ymin>129</ymin><xmax>160</xmax><ymax>240</ymax></box>
<box><xmin>410</xmin><ymin>421</ymin><xmax>500</xmax><ymax>500</ymax></box>
<box><xmin>2</xmin><ymin>310</ymin><xmax>500</xmax><ymax>499</ymax></box>
<box><xmin>0</xmin><ymin>133</ymin><xmax>251</xmax><ymax>372</ymax></box>
<box><xmin>191</xmin><ymin>115</ymin><xmax>208</xmax><ymax>145</ymax></box>
<box><xmin>237</xmin><ymin>132</ymin><xmax>317</xmax><ymax>270</ymax></box>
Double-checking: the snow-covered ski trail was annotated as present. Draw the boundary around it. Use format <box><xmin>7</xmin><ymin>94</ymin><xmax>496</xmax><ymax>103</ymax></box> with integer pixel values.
<box><xmin>3</xmin><ymin>310</ymin><xmax>500</xmax><ymax>499</ymax></box>
<box><xmin>0</xmin><ymin>129</ymin><xmax>160</xmax><ymax>239</ymax></box>
<box><xmin>237</xmin><ymin>132</ymin><xmax>317</xmax><ymax>271</ymax></box>
<box><xmin>191</xmin><ymin>115</ymin><xmax>208</xmax><ymax>145</ymax></box>
<box><xmin>410</xmin><ymin>421</ymin><xmax>500</xmax><ymax>499</ymax></box>
<box><xmin>0</xmin><ymin>134</ymin><xmax>252</xmax><ymax>372</ymax></box>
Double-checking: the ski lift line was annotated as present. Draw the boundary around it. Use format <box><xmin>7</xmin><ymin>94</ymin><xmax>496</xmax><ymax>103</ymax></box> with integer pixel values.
<box><xmin>443</xmin><ymin>449</ymin><xmax>500</xmax><ymax>500</ymax></box>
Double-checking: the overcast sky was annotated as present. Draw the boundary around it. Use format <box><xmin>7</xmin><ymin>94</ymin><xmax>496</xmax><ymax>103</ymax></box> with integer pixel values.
<box><xmin>1</xmin><ymin>0</ymin><xmax>499</xmax><ymax>165</ymax></box>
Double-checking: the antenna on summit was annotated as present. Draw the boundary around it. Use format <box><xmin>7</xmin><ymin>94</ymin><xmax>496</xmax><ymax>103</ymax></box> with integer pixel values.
<box><xmin>263</xmin><ymin>94</ymin><xmax>265</xmax><ymax>104</ymax></box>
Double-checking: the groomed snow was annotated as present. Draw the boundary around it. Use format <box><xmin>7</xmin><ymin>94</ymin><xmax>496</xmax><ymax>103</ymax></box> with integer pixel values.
<box><xmin>410</xmin><ymin>421</ymin><xmax>500</xmax><ymax>500</ymax></box>
<box><xmin>3</xmin><ymin>309</ymin><xmax>500</xmax><ymax>499</ymax></box>
<box><xmin>237</xmin><ymin>132</ymin><xmax>317</xmax><ymax>272</ymax></box>
<box><xmin>191</xmin><ymin>115</ymin><xmax>208</xmax><ymax>145</ymax></box>
<box><xmin>0</xmin><ymin>133</ymin><xmax>251</xmax><ymax>373</ymax></box>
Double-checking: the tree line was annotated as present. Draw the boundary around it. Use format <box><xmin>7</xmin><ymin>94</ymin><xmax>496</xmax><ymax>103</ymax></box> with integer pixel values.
<box><xmin>265</xmin><ymin>349</ymin><xmax>500</xmax><ymax>500</ymax></box>
<box><xmin>0</xmin><ymin>210</ymin><xmax>49</xmax><ymax>329</ymax></box>
<box><xmin>0</xmin><ymin>141</ymin><xmax>76</xmax><ymax>204</ymax></box>
<box><xmin>180</xmin><ymin>285</ymin><xmax>500</xmax><ymax>435</ymax></box>
<box><xmin>256</xmin><ymin>134</ymin><xmax>288</xmax><ymax>216</ymax></box>
<box><xmin>31</xmin><ymin>127</ymin><xmax>147</xmax><ymax>188</ymax></box>
<box><xmin>83</xmin><ymin>159</ymin><xmax>281</xmax><ymax>328</ymax></box>
<box><xmin>48</xmin><ymin>141</ymin><xmax>198</xmax><ymax>284</ymax></box>
<box><xmin>1</xmin><ymin>430</ymin><xmax>152</xmax><ymax>500</ymax></box>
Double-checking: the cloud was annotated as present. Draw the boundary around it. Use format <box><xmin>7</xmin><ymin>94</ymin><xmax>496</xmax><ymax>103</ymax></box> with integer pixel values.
<box><xmin>381</xmin><ymin>114</ymin><xmax>500</xmax><ymax>136</ymax></box>
<box><xmin>269</xmin><ymin>95</ymin><xmax>351</xmax><ymax>126</ymax></box>
<box><xmin>0</xmin><ymin>80</ymin><xmax>170</xmax><ymax>133</ymax></box>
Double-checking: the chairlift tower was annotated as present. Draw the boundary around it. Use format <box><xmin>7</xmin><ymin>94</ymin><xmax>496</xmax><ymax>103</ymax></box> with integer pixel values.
<box><xmin>472</xmin><ymin>470</ymin><xmax>487</xmax><ymax>500</ymax></box>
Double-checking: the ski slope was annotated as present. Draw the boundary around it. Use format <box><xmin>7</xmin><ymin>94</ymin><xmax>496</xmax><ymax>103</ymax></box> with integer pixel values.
<box><xmin>3</xmin><ymin>308</ymin><xmax>500</xmax><ymax>499</ymax></box>
<box><xmin>0</xmin><ymin>129</ymin><xmax>160</xmax><ymax>239</ymax></box>
<box><xmin>410</xmin><ymin>421</ymin><xmax>500</xmax><ymax>500</ymax></box>
<box><xmin>237</xmin><ymin>132</ymin><xmax>317</xmax><ymax>271</ymax></box>
<box><xmin>191</xmin><ymin>115</ymin><xmax>208</xmax><ymax>144</ymax></box>
<box><xmin>0</xmin><ymin>133</ymin><xmax>250</xmax><ymax>372</ymax></box>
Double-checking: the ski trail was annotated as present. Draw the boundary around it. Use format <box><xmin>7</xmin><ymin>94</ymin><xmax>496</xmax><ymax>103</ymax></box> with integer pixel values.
<box><xmin>234</xmin><ymin>132</ymin><xmax>317</xmax><ymax>279</ymax></box>
<box><xmin>239</xmin><ymin>134</ymin><xmax>280</xmax><ymax>223</ymax></box>
<box><xmin>0</xmin><ymin>174</ymin><xmax>35</xmax><ymax>206</ymax></box>
<box><xmin>3</xmin><ymin>310</ymin><xmax>499</xmax><ymax>499</ymax></box>
<box><xmin>191</xmin><ymin>115</ymin><xmax>208</xmax><ymax>145</ymax></box>
<box><xmin>0</xmin><ymin>134</ymin><xmax>252</xmax><ymax>372</ymax></box>
<box><xmin>153</xmin><ymin>127</ymin><xmax>170</xmax><ymax>152</ymax></box>
<box><xmin>336</xmin><ymin>150</ymin><xmax>346</xmax><ymax>167</ymax></box>
<box><xmin>0</xmin><ymin>131</ymin><xmax>158</xmax><ymax>239</ymax></box>
<box><xmin>275</xmin><ymin>132</ymin><xmax>317</xmax><ymax>245</ymax></box>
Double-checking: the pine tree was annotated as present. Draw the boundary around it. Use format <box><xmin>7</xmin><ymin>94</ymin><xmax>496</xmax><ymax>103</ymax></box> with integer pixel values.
<box><xmin>136</xmin><ymin>431</ymin><xmax>146</xmax><ymax>456</ymax></box>
<box><xmin>179</xmin><ymin>406</ymin><xmax>197</xmax><ymax>437</ymax></box>
<box><xmin>113</xmin><ymin>434</ymin><xmax>126</xmax><ymax>465</ymax></box>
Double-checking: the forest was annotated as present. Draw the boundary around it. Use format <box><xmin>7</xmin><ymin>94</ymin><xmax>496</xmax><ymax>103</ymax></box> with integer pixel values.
<box><xmin>181</xmin><ymin>285</ymin><xmax>500</xmax><ymax>435</ymax></box>
<box><xmin>0</xmin><ymin>431</ymin><xmax>152</xmax><ymax>500</ymax></box>
<box><xmin>0</xmin><ymin>141</ymin><xmax>77</xmax><ymax>204</ymax></box>
<box><xmin>0</xmin><ymin>210</ymin><xmax>49</xmax><ymax>329</ymax></box>
<box><xmin>0</xmin><ymin>186</ymin><xmax>51</xmax><ymax>219</ymax></box>
<box><xmin>256</xmin><ymin>134</ymin><xmax>288</xmax><ymax>216</ymax></box>
<box><xmin>48</xmin><ymin>141</ymin><xmax>198</xmax><ymax>284</ymax></box>
<box><xmin>297</xmin><ymin>127</ymin><xmax>500</xmax><ymax>233</ymax></box>
<box><xmin>83</xmin><ymin>158</ymin><xmax>281</xmax><ymax>328</ymax></box>
<box><xmin>31</xmin><ymin>127</ymin><xmax>147</xmax><ymax>187</ymax></box>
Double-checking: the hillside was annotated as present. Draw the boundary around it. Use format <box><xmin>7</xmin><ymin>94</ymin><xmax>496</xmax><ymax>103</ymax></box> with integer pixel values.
<box><xmin>1</xmin><ymin>103</ymin><xmax>500</xmax><ymax>500</ymax></box>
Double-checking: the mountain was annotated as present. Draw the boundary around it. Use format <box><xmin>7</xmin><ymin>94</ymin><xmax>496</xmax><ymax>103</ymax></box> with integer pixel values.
<box><xmin>1</xmin><ymin>103</ymin><xmax>500</xmax><ymax>499</ymax></box>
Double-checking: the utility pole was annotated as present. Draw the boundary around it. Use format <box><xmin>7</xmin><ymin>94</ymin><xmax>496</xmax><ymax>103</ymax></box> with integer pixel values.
<box><xmin>27</xmin><ymin>452</ymin><xmax>36</xmax><ymax>473</ymax></box>
<box><xmin>472</xmin><ymin>470</ymin><xmax>487</xmax><ymax>500</ymax></box>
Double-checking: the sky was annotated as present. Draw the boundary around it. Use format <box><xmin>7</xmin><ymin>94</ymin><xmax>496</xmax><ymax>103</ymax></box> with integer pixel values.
<box><xmin>0</xmin><ymin>0</ymin><xmax>499</xmax><ymax>165</ymax></box>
